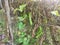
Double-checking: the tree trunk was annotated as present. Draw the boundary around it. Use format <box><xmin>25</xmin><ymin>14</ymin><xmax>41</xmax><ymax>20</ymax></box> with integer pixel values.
<box><xmin>4</xmin><ymin>0</ymin><xmax>13</xmax><ymax>45</ymax></box>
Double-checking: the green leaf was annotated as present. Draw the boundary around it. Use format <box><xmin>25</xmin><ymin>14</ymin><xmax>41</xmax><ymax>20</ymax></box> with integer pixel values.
<box><xmin>13</xmin><ymin>8</ymin><xmax>19</xmax><ymax>14</ymax></box>
<box><xmin>18</xmin><ymin>38</ymin><xmax>23</xmax><ymax>43</ymax></box>
<box><xmin>17</xmin><ymin>14</ymin><xmax>27</xmax><ymax>21</ymax></box>
<box><xmin>36</xmin><ymin>31</ymin><xmax>43</xmax><ymax>38</ymax></box>
<box><xmin>19</xmin><ymin>4</ymin><xmax>27</xmax><ymax>12</ymax></box>
<box><xmin>36</xmin><ymin>26</ymin><xmax>43</xmax><ymax>38</ymax></box>
<box><xmin>20</xmin><ymin>32</ymin><xmax>26</xmax><ymax>37</ymax></box>
<box><xmin>23</xmin><ymin>37</ymin><xmax>29</xmax><ymax>45</ymax></box>
<box><xmin>23</xmin><ymin>14</ymin><xmax>27</xmax><ymax>18</ymax></box>
<box><xmin>17</xmin><ymin>17</ymin><xmax>25</xmax><ymax>21</ymax></box>
<box><xmin>18</xmin><ymin>22</ymin><xmax>25</xmax><ymax>30</ymax></box>
<box><xmin>51</xmin><ymin>11</ymin><xmax>60</xmax><ymax>16</ymax></box>
<box><xmin>29</xmin><ymin>12</ymin><xmax>33</xmax><ymax>26</ymax></box>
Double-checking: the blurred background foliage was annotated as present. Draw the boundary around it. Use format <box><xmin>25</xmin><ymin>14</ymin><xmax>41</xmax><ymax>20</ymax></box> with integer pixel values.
<box><xmin>0</xmin><ymin>0</ymin><xmax>60</xmax><ymax>45</ymax></box>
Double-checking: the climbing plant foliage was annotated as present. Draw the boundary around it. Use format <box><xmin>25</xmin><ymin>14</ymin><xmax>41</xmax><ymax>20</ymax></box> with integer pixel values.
<box><xmin>13</xmin><ymin>4</ymin><xmax>34</xmax><ymax>45</ymax></box>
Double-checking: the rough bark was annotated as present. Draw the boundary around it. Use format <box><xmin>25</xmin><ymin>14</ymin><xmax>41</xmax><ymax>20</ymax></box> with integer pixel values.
<box><xmin>4</xmin><ymin>0</ymin><xmax>13</xmax><ymax>45</ymax></box>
